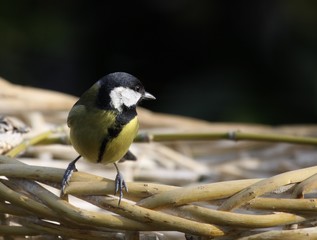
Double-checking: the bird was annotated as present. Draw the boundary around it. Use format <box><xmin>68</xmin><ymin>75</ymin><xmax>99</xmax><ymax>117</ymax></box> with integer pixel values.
<box><xmin>61</xmin><ymin>72</ymin><xmax>155</xmax><ymax>204</ymax></box>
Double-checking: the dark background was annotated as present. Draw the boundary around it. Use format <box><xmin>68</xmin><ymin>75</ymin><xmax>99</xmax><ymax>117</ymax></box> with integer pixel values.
<box><xmin>1</xmin><ymin>1</ymin><xmax>317</xmax><ymax>124</ymax></box>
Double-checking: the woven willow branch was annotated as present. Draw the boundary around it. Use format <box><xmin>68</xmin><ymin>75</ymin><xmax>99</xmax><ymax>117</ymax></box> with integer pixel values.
<box><xmin>1</xmin><ymin>155</ymin><xmax>317</xmax><ymax>238</ymax></box>
<box><xmin>136</xmin><ymin>131</ymin><xmax>317</xmax><ymax>145</ymax></box>
<box><xmin>218</xmin><ymin>166</ymin><xmax>317</xmax><ymax>211</ymax></box>
<box><xmin>2</xmin><ymin>129</ymin><xmax>317</xmax><ymax>238</ymax></box>
<box><xmin>21</xmin><ymin>128</ymin><xmax>317</xmax><ymax>148</ymax></box>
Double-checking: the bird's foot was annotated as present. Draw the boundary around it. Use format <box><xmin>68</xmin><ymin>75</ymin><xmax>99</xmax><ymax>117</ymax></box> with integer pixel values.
<box><xmin>61</xmin><ymin>156</ymin><xmax>81</xmax><ymax>196</ymax></box>
<box><xmin>114</xmin><ymin>171</ymin><xmax>128</xmax><ymax>205</ymax></box>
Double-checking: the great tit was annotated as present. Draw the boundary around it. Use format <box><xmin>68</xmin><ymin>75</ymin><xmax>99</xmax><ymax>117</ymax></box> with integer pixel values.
<box><xmin>61</xmin><ymin>72</ymin><xmax>155</xmax><ymax>203</ymax></box>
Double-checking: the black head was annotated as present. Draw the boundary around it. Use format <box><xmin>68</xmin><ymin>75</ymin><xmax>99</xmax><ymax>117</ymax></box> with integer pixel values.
<box><xmin>96</xmin><ymin>72</ymin><xmax>155</xmax><ymax>111</ymax></box>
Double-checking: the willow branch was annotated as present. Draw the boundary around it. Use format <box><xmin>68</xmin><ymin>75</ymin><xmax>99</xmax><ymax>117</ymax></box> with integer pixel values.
<box><xmin>135</xmin><ymin>131</ymin><xmax>317</xmax><ymax>146</ymax></box>
<box><xmin>6</xmin><ymin>130</ymin><xmax>54</xmax><ymax>157</ymax></box>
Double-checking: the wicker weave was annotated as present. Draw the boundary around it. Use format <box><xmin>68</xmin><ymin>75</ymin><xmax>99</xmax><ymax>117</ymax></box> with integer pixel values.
<box><xmin>1</xmin><ymin>129</ymin><xmax>317</xmax><ymax>239</ymax></box>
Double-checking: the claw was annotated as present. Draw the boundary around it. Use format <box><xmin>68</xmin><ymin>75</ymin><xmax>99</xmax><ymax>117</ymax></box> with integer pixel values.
<box><xmin>114</xmin><ymin>163</ymin><xmax>128</xmax><ymax>205</ymax></box>
<box><xmin>61</xmin><ymin>156</ymin><xmax>81</xmax><ymax>196</ymax></box>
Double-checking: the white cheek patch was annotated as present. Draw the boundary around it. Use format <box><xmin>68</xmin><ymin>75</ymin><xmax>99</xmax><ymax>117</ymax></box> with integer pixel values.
<box><xmin>110</xmin><ymin>87</ymin><xmax>142</xmax><ymax>112</ymax></box>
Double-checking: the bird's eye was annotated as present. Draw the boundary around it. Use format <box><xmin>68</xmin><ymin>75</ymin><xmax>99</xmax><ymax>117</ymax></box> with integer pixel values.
<box><xmin>135</xmin><ymin>86</ymin><xmax>141</xmax><ymax>92</ymax></box>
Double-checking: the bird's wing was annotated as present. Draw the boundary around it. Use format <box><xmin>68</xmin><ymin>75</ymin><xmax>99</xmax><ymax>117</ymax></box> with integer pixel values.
<box><xmin>118</xmin><ymin>150</ymin><xmax>137</xmax><ymax>162</ymax></box>
<box><xmin>67</xmin><ymin>104</ymin><xmax>86</xmax><ymax>128</ymax></box>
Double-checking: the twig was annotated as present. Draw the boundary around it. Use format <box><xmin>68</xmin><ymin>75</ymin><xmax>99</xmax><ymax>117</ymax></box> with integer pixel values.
<box><xmin>234</xmin><ymin>227</ymin><xmax>317</xmax><ymax>240</ymax></box>
<box><xmin>137</xmin><ymin>179</ymin><xmax>262</xmax><ymax>209</ymax></box>
<box><xmin>248</xmin><ymin>197</ymin><xmax>317</xmax><ymax>212</ymax></box>
<box><xmin>0</xmin><ymin>225</ymin><xmax>38</xmax><ymax>236</ymax></box>
<box><xmin>136</xmin><ymin>131</ymin><xmax>317</xmax><ymax>146</ymax></box>
<box><xmin>175</xmin><ymin>205</ymin><xmax>307</xmax><ymax>228</ymax></box>
<box><xmin>219</xmin><ymin>166</ymin><xmax>317</xmax><ymax>211</ymax></box>
<box><xmin>5</xmin><ymin>130</ymin><xmax>54</xmax><ymax>157</ymax></box>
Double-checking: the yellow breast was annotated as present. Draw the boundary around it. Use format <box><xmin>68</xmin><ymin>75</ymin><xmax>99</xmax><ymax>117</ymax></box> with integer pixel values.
<box><xmin>101</xmin><ymin>116</ymin><xmax>139</xmax><ymax>164</ymax></box>
<box><xmin>68</xmin><ymin>105</ymin><xmax>139</xmax><ymax>164</ymax></box>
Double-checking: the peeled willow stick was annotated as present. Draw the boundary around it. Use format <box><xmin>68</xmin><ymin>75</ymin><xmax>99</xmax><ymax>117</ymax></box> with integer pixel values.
<box><xmin>248</xmin><ymin>197</ymin><xmax>317</xmax><ymax>212</ymax></box>
<box><xmin>5</xmin><ymin>130</ymin><xmax>54</xmax><ymax>157</ymax></box>
<box><xmin>291</xmin><ymin>173</ymin><xmax>317</xmax><ymax>198</ymax></box>
<box><xmin>175</xmin><ymin>205</ymin><xmax>307</xmax><ymax>228</ymax></box>
<box><xmin>64</xmin><ymin>181</ymin><xmax>177</xmax><ymax>200</ymax></box>
<box><xmin>0</xmin><ymin>156</ymin><xmax>104</xmax><ymax>183</ymax></box>
<box><xmin>235</xmin><ymin>227</ymin><xmax>317</xmax><ymax>240</ymax></box>
<box><xmin>219</xmin><ymin>166</ymin><xmax>317</xmax><ymax>211</ymax></box>
<box><xmin>0</xmin><ymin>164</ymin><xmax>65</xmax><ymax>182</ymax></box>
<box><xmin>34</xmin><ymin>129</ymin><xmax>317</xmax><ymax>147</ymax></box>
<box><xmin>137</xmin><ymin>179</ymin><xmax>262</xmax><ymax>209</ymax></box>
<box><xmin>135</xmin><ymin>131</ymin><xmax>317</xmax><ymax>145</ymax></box>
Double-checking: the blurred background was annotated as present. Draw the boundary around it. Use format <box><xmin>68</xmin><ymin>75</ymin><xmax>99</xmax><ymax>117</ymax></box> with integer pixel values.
<box><xmin>0</xmin><ymin>1</ymin><xmax>317</xmax><ymax>124</ymax></box>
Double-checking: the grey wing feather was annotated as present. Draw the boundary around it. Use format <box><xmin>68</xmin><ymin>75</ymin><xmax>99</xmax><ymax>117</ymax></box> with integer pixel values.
<box><xmin>119</xmin><ymin>150</ymin><xmax>137</xmax><ymax>162</ymax></box>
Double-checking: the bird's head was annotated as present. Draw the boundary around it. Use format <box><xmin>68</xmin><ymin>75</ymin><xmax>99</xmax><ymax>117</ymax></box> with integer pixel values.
<box><xmin>96</xmin><ymin>72</ymin><xmax>155</xmax><ymax>112</ymax></box>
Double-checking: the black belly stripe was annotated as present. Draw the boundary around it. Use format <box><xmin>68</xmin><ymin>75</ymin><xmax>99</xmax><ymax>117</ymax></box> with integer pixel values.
<box><xmin>97</xmin><ymin>108</ymin><xmax>137</xmax><ymax>163</ymax></box>
<box><xmin>97</xmin><ymin>125</ymin><xmax>123</xmax><ymax>163</ymax></box>
<box><xmin>97</xmin><ymin>137</ymin><xmax>109</xmax><ymax>163</ymax></box>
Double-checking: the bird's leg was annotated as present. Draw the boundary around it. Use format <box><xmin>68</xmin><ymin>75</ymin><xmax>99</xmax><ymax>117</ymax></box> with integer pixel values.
<box><xmin>61</xmin><ymin>155</ymin><xmax>81</xmax><ymax>196</ymax></box>
<box><xmin>114</xmin><ymin>163</ymin><xmax>128</xmax><ymax>205</ymax></box>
